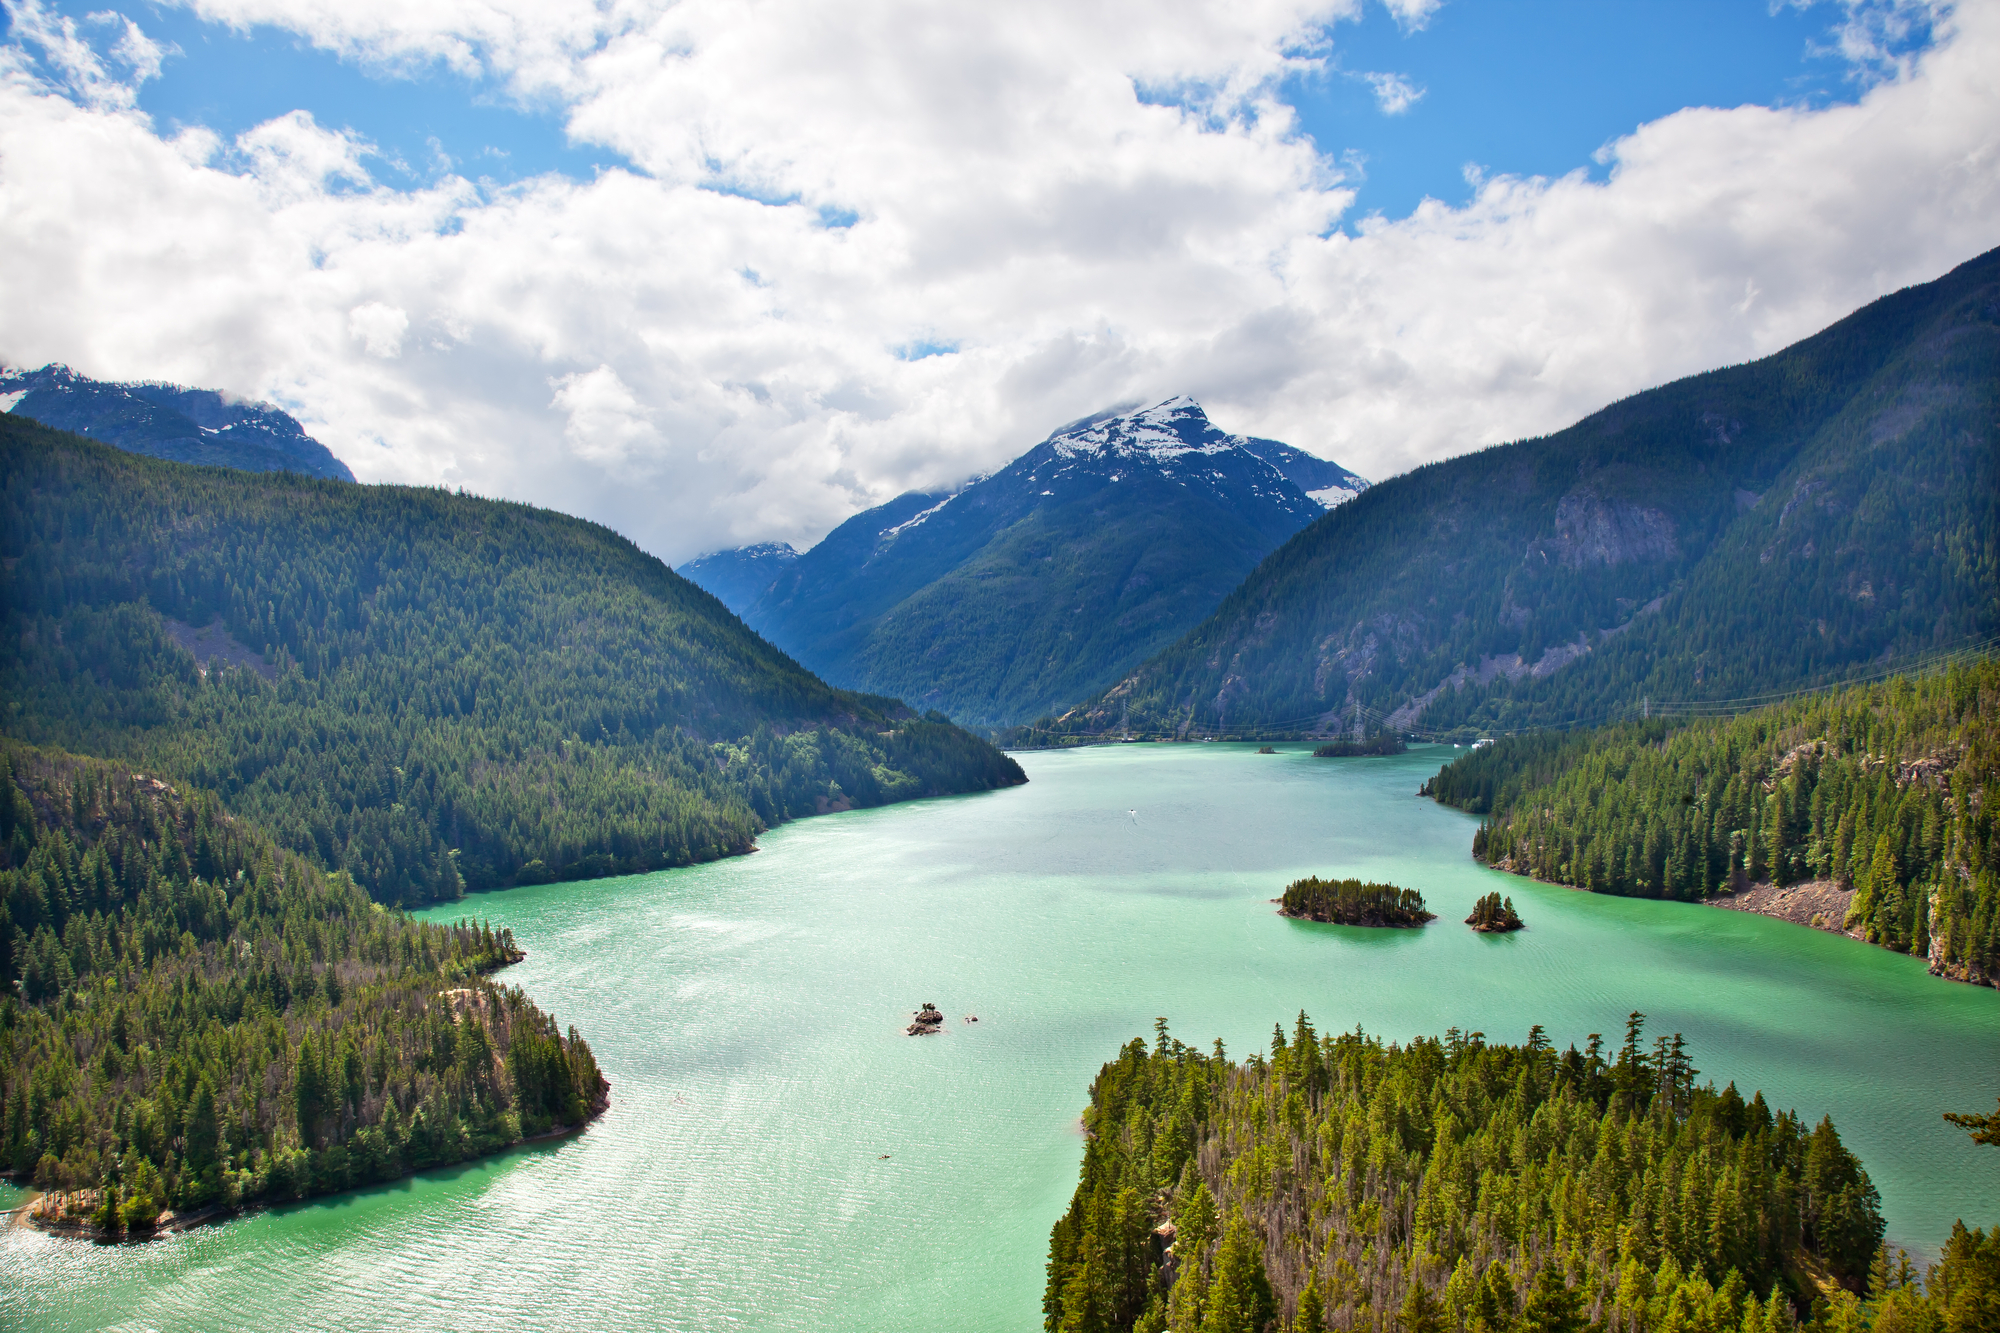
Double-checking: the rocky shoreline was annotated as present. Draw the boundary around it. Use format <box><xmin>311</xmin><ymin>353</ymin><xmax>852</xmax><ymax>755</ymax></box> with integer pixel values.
<box><xmin>1705</xmin><ymin>878</ymin><xmax>1995</xmax><ymax>989</ymax></box>
<box><xmin>14</xmin><ymin>1192</ymin><xmax>238</xmax><ymax>1241</ymax></box>
<box><xmin>1707</xmin><ymin>879</ymin><xmax>1859</xmax><ymax>936</ymax></box>
<box><xmin>10</xmin><ymin>1085</ymin><xmax>612</xmax><ymax>1244</ymax></box>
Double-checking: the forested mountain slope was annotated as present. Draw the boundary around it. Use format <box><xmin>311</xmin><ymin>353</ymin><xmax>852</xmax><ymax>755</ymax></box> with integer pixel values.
<box><xmin>1</xmin><ymin>364</ymin><xmax>356</xmax><ymax>481</ymax></box>
<box><xmin>1045</xmin><ymin>1015</ymin><xmax>1904</xmax><ymax>1333</ymax></box>
<box><xmin>1051</xmin><ymin>247</ymin><xmax>1998</xmax><ymax>741</ymax></box>
<box><xmin>0</xmin><ymin>418</ymin><xmax>1023</xmax><ymax>903</ymax></box>
<box><xmin>1425</xmin><ymin>662</ymin><xmax>1999</xmax><ymax>988</ymax></box>
<box><xmin>686</xmin><ymin>398</ymin><xmax>1368</xmax><ymax>730</ymax></box>
<box><xmin>0</xmin><ymin>741</ymin><xmax>604</xmax><ymax>1231</ymax></box>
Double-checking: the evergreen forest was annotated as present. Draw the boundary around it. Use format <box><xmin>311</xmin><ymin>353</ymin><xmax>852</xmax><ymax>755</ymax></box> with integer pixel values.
<box><xmin>0</xmin><ymin>740</ymin><xmax>606</xmax><ymax>1231</ymax></box>
<box><xmin>1279</xmin><ymin>879</ymin><xmax>1434</xmax><ymax>928</ymax></box>
<box><xmin>1039</xmin><ymin>1014</ymin><xmax>1997</xmax><ymax>1333</ymax></box>
<box><xmin>1425</xmin><ymin>662</ymin><xmax>1999</xmax><ymax>987</ymax></box>
<box><xmin>0</xmin><ymin>418</ymin><xmax>1024</xmax><ymax>904</ymax></box>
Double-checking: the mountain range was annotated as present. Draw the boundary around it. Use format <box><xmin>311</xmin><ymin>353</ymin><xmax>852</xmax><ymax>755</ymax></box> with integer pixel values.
<box><xmin>1049</xmin><ymin>245</ymin><xmax>1999</xmax><ymax>741</ymax></box>
<box><xmin>0</xmin><ymin>363</ymin><xmax>355</xmax><ymax>481</ymax></box>
<box><xmin>684</xmin><ymin>397</ymin><xmax>1367</xmax><ymax>730</ymax></box>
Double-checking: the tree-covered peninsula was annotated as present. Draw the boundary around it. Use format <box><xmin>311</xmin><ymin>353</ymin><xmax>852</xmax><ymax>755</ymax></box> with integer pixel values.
<box><xmin>0</xmin><ymin>417</ymin><xmax>1025</xmax><ymax>904</ymax></box>
<box><xmin>1280</xmin><ymin>878</ymin><xmax>1435</xmax><ymax>927</ymax></box>
<box><xmin>0</xmin><ymin>741</ymin><xmax>606</xmax><ymax>1235</ymax></box>
<box><xmin>1045</xmin><ymin>1014</ymin><xmax>1908</xmax><ymax>1333</ymax></box>
<box><xmin>1424</xmin><ymin>662</ymin><xmax>1998</xmax><ymax>987</ymax></box>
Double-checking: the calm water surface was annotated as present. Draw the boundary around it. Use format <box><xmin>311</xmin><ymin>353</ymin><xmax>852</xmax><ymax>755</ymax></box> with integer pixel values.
<box><xmin>6</xmin><ymin>745</ymin><xmax>1997</xmax><ymax>1331</ymax></box>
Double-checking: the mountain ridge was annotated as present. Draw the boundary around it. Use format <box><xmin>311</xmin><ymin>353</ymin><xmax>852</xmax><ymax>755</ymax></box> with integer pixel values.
<box><xmin>685</xmin><ymin>398</ymin><xmax>1368</xmax><ymax>729</ymax></box>
<box><xmin>1</xmin><ymin>363</ymin><xmax>356</xmax><ymax>481</ymax></box>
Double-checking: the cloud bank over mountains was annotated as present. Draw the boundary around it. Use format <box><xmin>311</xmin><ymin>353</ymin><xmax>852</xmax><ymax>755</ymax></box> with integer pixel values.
<box><xmin>0</xmin><ymin>0</ymin><xmax>1993</xmax><ymax>563</ymax></box>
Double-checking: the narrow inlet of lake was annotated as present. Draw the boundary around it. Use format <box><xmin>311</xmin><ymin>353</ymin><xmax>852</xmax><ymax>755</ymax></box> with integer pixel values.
<box><xmin>7</xmin><ymin>744</ymin><xmax>1996</xmax><ymax>1332</ymax></box>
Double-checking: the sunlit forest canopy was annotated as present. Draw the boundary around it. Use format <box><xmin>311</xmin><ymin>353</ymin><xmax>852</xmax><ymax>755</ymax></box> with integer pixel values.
<box><xmin>1046</xmin><ymin>1015</ymin><xmax>1901</xmax><ymax>1333</ymax></box>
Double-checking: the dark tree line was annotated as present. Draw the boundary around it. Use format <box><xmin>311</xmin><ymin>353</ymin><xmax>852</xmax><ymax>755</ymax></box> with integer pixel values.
<box><xmin>1046</xmin><ymin>1014</ymin><xmax>1934</xmax><ymax>1333</ymax></box>
<box><xmin>0</xmin><ymin>741</ymin><xmax>606</xmax><ymax>1233</ymax></box>
<box><xmin>1428</xmin><ymin>663</ymin><xmax>1999</xmax><ymax>987</ymax></box>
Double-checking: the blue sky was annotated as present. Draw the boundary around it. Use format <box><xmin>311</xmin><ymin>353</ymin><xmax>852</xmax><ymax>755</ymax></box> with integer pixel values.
<box><xmin>12</xmin><ymin>0</ymin><xmax>1937</xmax><ymax>213</ymax></box>
<box><xmin>41</xmin><ymin>2</ymin><xmax>619</xmax><ymax>186</ymax></box>
<box><xmin>1289</xmin><ymin>0</ymin><xmax>1933</xmax><ymax>223</ymax></box>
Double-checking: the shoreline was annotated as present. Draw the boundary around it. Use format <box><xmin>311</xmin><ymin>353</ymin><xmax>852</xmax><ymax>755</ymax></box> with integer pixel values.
<box><xmin>1706</xmin><ymin>878</ymin><xmax>1861</xmax><ymax>937</ymax></box>
<box><xmin>1483</xmin><ymin>857</ymin><xmax>1994</xmax><ymax>989</ymax></box>
<box><xmin>1275</xmin><ymin>905</ymin><xmax>1432</xmax><ymax>929</ymax></box>
<box><xmin>10</xmin><ymin>1089</ymin><xmax>611</xmax><ymax>1245</ymax></box>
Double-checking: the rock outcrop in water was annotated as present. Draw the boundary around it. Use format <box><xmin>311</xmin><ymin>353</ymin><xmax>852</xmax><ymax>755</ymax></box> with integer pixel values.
<box><xmin>906</xmin><ymin>1003</ymin><xmax>946</xmax><ymax>1035</ymax></box>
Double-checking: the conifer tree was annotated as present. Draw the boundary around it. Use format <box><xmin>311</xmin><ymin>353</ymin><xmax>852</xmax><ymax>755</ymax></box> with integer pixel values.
<box><xmin>1402</xmin><ymin>1276</ymin><xmax>1446</xmax><ymax>1333</ymax></box>
<box><xmin>1297</xmin><ymin>1280</ymin><xmax>1326</xmax><ymax>1333</ymax></box>
<box><xmin>1204</xmin><ymin>1216</ymin><xmax>1275</xmax><ymax>1333</ymax></box>
<box><xmin>1519</xmin><ymin>1265</ymin><xmax>1585</xmax><ymax>1333</ymax></box>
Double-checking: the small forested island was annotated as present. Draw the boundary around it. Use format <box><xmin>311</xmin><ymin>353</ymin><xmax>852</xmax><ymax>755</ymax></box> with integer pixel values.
<box><xmin>0</xmin><ymin>743</ymin><xmax>607</xmax><ymax>1239</ymax></box>
<box><xmin>1465</xmin><ymin>890</ymin><xmax>1524</xmax><ymax>932</ymax></box>
<box><xmin>1426</xmin><ymin>663</ymin><xmax>1999</xmax><ymax>988</ymax></box>
<box><xmin>1312</xmin><ymin>732</ymin><xmax>1407</xmax><ymax>758</ymax></box>
<box><xmin>1278</xmin><ymin>877</ymin><xmax>1434</xmax><ymax>927</ymax></box>
<box><xmin>1041</xmin><ymin>1013</ymin><xmax>1988</xmax><ymax>1333</ymax></box>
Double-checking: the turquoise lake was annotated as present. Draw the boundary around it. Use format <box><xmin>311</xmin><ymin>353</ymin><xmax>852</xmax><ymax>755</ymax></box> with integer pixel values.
<box><xmin>5</xmin><ymin>743</ymin><xmax>1997</xmax><ymax>1331</ymax></box>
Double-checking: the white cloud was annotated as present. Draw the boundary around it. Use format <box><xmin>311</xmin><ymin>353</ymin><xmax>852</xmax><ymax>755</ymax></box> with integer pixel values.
<box><xmin>4</xmin><ymin>0</ymin><xmax>160</xmax><ymax>109</ymax></box>
<box><xmin>0</xmin><ymin>0</ymin><xmax>1994</xmax><ymax>565</ymax></box>
<box><xmin>104</xmin><ymin>12</ymin><xmax>174</xmax><ymax>83</ymax></box>
<box><xmin>550</xmin><ymin>364</ymin><xmax>659</xmax><ymax>462</ymax></box>
<box><xmin>1361</xmin><ymin>70</ymin><xmax>1424</xmax><ymax>115</ymax></box>
<box><xmin>348</xmin><ymin>302</ymin><xmax>409</xmax><ymax>357</ymax></box>
<box><xmin>1378</xmin><ymin>0</ymin><xmax>1443</xmax><ymax>34</ymax></box>
<box><xmin>1789</xmin><ymin>0</ymin><xmax>1949</xmax><ymax>86</ymax></box>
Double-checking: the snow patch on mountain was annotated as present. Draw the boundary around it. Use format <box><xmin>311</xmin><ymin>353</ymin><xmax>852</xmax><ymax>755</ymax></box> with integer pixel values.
<box><xmin>1307</xmin><ymin>483</ymin><xmax>1365</xmax><ymax>508</ymax></box>
<box><xmin>879</xmin><ymin>493</ymin><xmax>957</xmax><ymax>540</ymax></box>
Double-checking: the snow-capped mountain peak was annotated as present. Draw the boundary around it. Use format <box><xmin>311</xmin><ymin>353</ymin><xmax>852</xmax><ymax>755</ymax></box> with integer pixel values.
<box><xmin>1047</xmin><ymin>396</ymin><xmax>1240</xmax><ymax>463</ymax></box>
<box><xmin>1032</xmin><ymin>396</ymin><xmax>1368</xmax><ymax>508</ymax></box>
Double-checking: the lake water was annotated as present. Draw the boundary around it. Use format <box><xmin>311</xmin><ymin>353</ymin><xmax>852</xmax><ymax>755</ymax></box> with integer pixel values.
<box><xmin>6</xmin><ymin>744</ymin><xmax>1997</xmax><ymax>1331</ymax></box>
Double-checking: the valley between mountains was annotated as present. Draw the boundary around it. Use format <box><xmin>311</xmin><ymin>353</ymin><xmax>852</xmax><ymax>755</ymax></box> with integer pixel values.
<box><xmin>685</xmin><ymin>396</ymin><xmax>1368</xmax><ymax>731</ymax></box>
